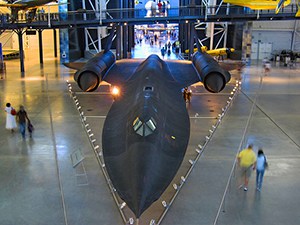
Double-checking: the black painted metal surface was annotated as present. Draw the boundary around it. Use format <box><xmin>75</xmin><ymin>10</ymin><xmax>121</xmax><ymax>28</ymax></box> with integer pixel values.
<box><xmin>66</xmin><ymin>47</ymin><xmax>231</xmax><ymax>217</ymax></box>
<box><xmin>102</xmin><ymin>55</ymin><xmax>190</xmax><ymax>217</ymax></box>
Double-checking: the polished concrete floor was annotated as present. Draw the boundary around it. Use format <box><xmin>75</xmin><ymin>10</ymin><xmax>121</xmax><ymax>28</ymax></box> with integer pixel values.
<box><xmin>0</xmin><ymin>42</ymin><xmax>300</xmax><ymax>225</ymax></box>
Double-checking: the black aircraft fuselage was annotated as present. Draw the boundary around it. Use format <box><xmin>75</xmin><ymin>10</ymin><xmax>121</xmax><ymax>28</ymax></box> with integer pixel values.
<box><xmin>102</xmin><ymin>55</ymin><xmax>190</xmax><ymax>217</ymax></box>
<box><xmin>66</xmin><ymin>35</ymin><xmax>231</xmax><ymax>217</ymax></box>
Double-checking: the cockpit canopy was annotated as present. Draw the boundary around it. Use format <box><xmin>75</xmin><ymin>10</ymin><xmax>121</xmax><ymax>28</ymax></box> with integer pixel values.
<box><xmin>133</xmin><ymin>117</ymin><xmax>157</xmax><ymax>137</ymax></box>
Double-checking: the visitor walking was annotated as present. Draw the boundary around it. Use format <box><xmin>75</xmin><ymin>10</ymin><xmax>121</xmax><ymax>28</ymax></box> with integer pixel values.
<box><xmin>16</xmin><ymin>105</ymin><xmax>30</xmax><ymax>139</ymax></box>
<box><xmin>256</xmin><ymin>149</ymin><xmax>268</xmax><ymax>191</ymax></box>
<box><xmin>237</xmin><ymin>144</ymin><xmax>257</xmax><ymax>191</ymax></box>
<box><xmin>4</xmin><ymin>102</ymin><xmax>17</xmax><ymax>132</ymax></box>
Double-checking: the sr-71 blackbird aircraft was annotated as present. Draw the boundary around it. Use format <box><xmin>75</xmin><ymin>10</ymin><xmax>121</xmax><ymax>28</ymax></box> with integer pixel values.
<box><xmin>65</xmin><ymin>27</ymin><xmax>231</xmax><ymax>218</ymax></box>
<box><xmin>0</xmin><ymin>0</ymin><xmax>57</xmax><ymax>21</ymax></box>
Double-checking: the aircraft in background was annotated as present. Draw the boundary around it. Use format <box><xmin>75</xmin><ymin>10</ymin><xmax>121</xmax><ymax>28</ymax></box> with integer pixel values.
<box><xmin>0</xmin><ymin>0</ymin><xmax>57</xmax><ymax>22</ymax></box>
<box><xmin>296</xmin><ymin>0</ymin><xmax>300</xmax><ymax>16</ymax></box>
<box><xmin>185</xmin><ymin>46</ymin><xmax>235</xmax><ymax>58</ymax></box>
<box><xmin>64</xmin><ymin>26</ymin><xmax>232</xmax><ymax>218</ymax></box>
<box><xmin>224</xmin><ymin>0</ymin><xmax>291</xmax><ymax>13</ymax></box>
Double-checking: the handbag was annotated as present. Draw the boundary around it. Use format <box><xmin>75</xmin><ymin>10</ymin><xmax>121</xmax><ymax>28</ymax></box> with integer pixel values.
<box><xmin>28</xmin><ymin>122</ymin><xmax>34</xmax><ymax>133</ymax></box>
<box><xmin>264</xmin><ymin>156</ymin><xmax>269</xmax><ymax>169</ymax></box>
<box><xmin>11</xmin><ymin>108</ymin><xmax>16</xmax><ymax>116</ymax></box>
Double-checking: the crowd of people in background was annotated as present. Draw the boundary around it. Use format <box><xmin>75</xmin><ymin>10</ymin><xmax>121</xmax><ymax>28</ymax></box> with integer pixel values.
<box><xmin>135</xmin><ymin>26</ymin><xmax>180</xmax><ymax>58</ymax></box>
<box><xmin>145</xmin><ymin>0</ymin><xmax>171</xmax><ymax>17</ymax></box>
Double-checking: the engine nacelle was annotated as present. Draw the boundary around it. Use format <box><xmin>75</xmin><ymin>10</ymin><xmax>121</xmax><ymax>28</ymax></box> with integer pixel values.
<box><xmin>74</xmin><ymin>51</ymin><xmax>115</xmax><ymax>92</ymax></box>
<box><xmin>192</xmin><ymin>51</ymin><xmax>231</xmax><ymax>93</ymax></box>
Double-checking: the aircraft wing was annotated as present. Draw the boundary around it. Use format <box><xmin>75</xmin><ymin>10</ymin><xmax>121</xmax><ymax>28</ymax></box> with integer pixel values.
<box><xmin>63</xmin><ymin>62</ymin><xmax>86</xmax><ymax>70</ymax></box>
<box><xmin>165</xmin><ymin>60</ymin><xmax>201</xmax><ymax>87</ymax></box>
<box><xmin>0</xmin><ymin>3</ymin><xmax>25</xmax><ymax>7</ymax></box>
<box><xmin>64</xmin><ymin>58</ymin><xmax>201</xmax><ymax>88</ymax></box>
<box><xmin>224</xmin><ymin>0</ymin><xmax>291</xmax><ymax>10</ymax></box>
<box><xmin>113</xmin><ymin>55</ymin><xmax>231</xmax><ymax>91</ymax></box>
<box><xmin>107</xmin><ymin>59</ymin><xmax>203</xmax><ymax>88</ymax></box>
<box><xmin>63</xmin><ymin>59</ymin><xmax>143</xmax><ymax>87</ymax></box>
<box><xmin>103</xmin><ymin>59</ymin><xmax>143</xmax><ymax>85</ymax></box>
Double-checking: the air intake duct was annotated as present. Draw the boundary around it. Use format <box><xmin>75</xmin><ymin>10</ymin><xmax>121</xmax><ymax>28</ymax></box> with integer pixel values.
<box><xmin>192</xmin><ymin>51</ymin><xmax>231</xmax><ymax>93</ymax></box>
<box><xmin>74</xmin><ymin>51</ymin><xmax>115</xmax><ymax>92</ymax></box>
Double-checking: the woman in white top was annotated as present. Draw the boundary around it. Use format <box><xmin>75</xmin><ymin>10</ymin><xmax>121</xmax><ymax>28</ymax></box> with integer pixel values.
<box><xmin>4</xmin><ymin>102</ymin><xmax>17</xmax><ymax>132</ymax></box>
<box><xmin>256</xmin><ymin>149</ymin><xmax>268</xmax><ymax>191</ymax></box>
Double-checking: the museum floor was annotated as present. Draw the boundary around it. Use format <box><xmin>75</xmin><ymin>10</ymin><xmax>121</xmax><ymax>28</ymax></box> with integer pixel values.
<box><xmin>1</xmin><ymin>43</ymin><xmax>300</xmax><ymax>225</ymax></box>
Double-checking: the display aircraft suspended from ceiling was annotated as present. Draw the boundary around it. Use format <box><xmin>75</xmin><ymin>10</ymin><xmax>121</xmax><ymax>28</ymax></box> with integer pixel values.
<box><xmin>224</xmin><ymin>0</ymin><xmax>291</xmax><ymax>13</ymax></box>
<box><xmin>64</xmin><ymin>26</ymin><xmax>232</xmax><ymax>218</ymax></box>
<box><xmin>0</xmin><ymin>0</ymin><xmax>58</xmax><ymax>22</ymax></box>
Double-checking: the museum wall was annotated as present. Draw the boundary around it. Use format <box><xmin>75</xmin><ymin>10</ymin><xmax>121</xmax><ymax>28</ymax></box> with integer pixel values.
<box><xmin>251</xmin><ymin>21</ymin><xmax>300</xmax><ymax>59</ymax></box>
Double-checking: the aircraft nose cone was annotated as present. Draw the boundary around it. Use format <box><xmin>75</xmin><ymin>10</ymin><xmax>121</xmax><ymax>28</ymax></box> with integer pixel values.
<box><xmin>204</xmin><ymin>72</ymin><xmax>226</xmax><ymax>93</ymax></box>
<box><xmin>77</xmin><ymin>72</ymin><xmax>99</xmax><ymax>92</ymax></box>
<box><xmin>104</xmin><ymin>141</ymin><xmax>188</xmax><ymax>218</ymax></box>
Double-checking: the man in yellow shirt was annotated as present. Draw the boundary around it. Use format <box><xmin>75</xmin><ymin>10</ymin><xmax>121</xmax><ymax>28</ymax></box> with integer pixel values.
<box><xmin>237</xmin><ymin>144</ymin><xmax>256</xmax><ymax>191</ymax></box>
